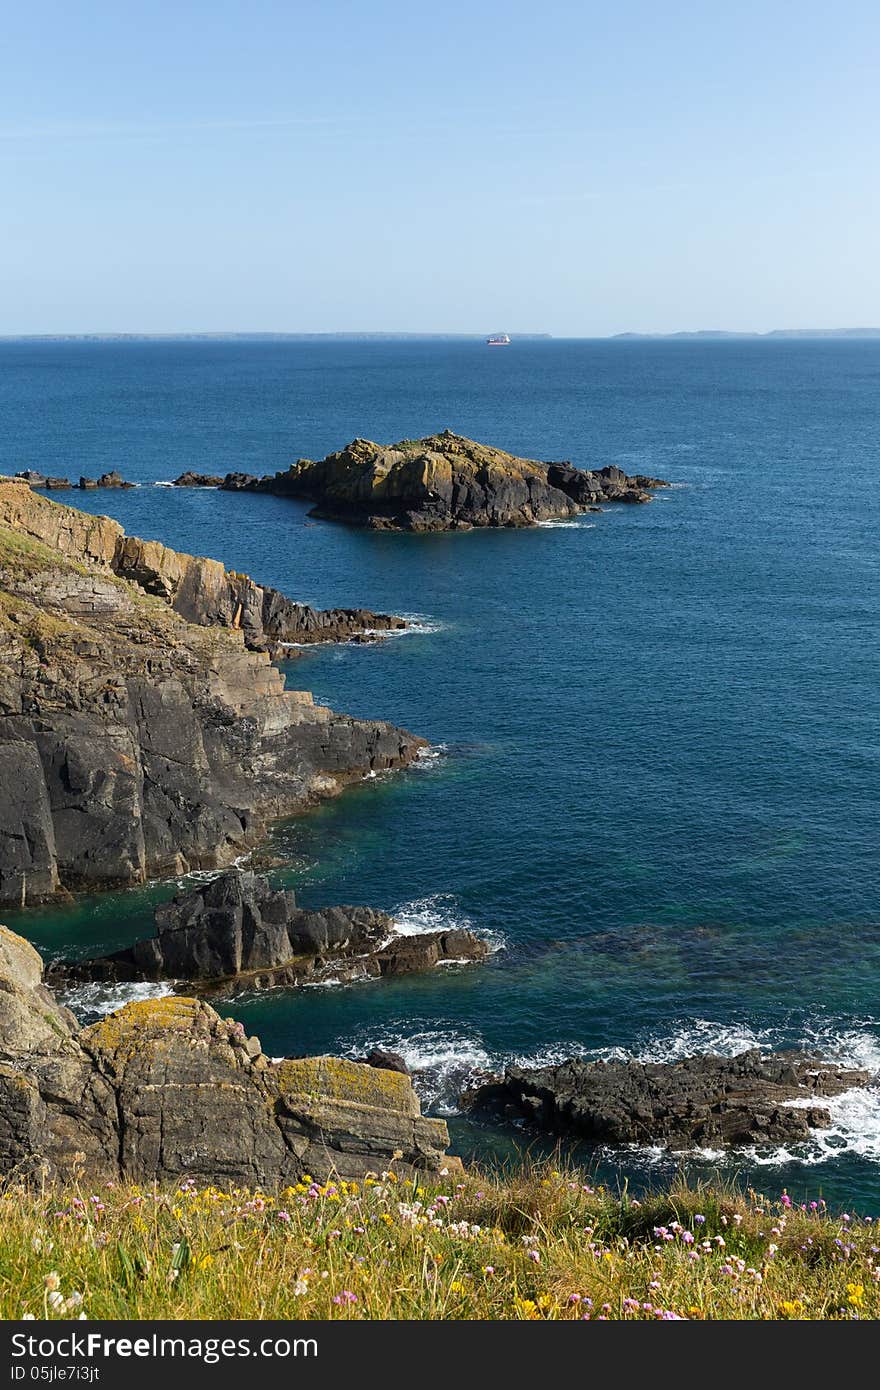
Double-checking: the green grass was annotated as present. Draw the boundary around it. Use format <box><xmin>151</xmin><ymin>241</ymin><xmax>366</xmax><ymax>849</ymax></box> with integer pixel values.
<box><xmin>1</xmin><ymin>1167</ymin><xmax>877</xmax><ymax>1320</ymax></box>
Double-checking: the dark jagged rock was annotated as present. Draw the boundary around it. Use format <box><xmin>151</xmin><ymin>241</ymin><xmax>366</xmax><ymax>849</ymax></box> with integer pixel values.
<box><xmin>14</xmin><ymin>472</ymin><xmax>72</xmax><ymax>491</ymax></box>
<box><xmin>222</xmin><ymin>472</ymin><xmax>260</xmax><ymax>491</ymax></box>
<box><xmin>172</xmin><ymin>472</ymin><xmax>225</xmax><ymax>487</ymax></box>
<box><xmin>94</xmin><ymin>470</ymin><xmax>134</xmax><ymax>489</ymax></box>
<box><xmin>53</xmin><ymin>869</ymin><xmax>490</xmax><ymax>993</ymax></box>
<box><xmin>17</xmin><ymin>471</ymin><xmax>132</xmax><ymax>491</ymax></box>
<box><xmin>215</xmin><ymin>432</ymin><xmax>669</xmax><ymax>530</ymax></box>
<box><xmin>546</xmin><ymin>461</ymin><xmax>665</xmax><ymax>506</ymax></box>
<box><xmin>363</xmin><ymin>1048</ymin><xmax>410</xmax><ymax>1075</ymax></box>
<box><xmin>0</xmin><ymin>483</ymin><xmax>423</xmax><ymax>906</ymax></box>
<box><xmin>0</xmin><ymin>925</ymin><xmax>455</xmax><ymax>1184</ymax></box>
<box><xmin>464</xmin><ymin>1050</ymin><xmax>874</xmax><ymax>1150</ymax></box>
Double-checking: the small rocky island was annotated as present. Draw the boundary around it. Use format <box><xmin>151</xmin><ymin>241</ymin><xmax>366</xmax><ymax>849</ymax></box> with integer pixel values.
<box><xmin>464</xmin><ymin>1052</ymin><xmax>873</xmax><ymax>1149</ymax></box>
<box><xmin>0</xmin><ymin>480</ymin><xmax>419</xmax><ymax>907</ymax></box>
<box><xmin>0</xmin><ymin>925</ymin><xmax>455</xmax><ymax>1184</ymax></box>
<box><xmin>174</xmin><ymin>431</ymin><xmax>668</xmax><ymax>530</ymax></box>
<box><xmin>53</xmin><ymin>869</ymin><xmax>490</xmax><ymax>994</ymax></box>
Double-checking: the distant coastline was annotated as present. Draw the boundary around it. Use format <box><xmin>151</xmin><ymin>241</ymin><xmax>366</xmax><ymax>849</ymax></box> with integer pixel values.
<box><xmin>2</xmin><ymin>328</ymin><xmax>879</xmax><ymax>342</ymax></box>
<box><xmin>612</xmin><ymin>327</ymin><xmax>880</xmax><ymax>340</ymax></box>
<box><xmin>0</xmin><ymin>331</ymin><xmax>553</xmax><ymax>343</ymax></box>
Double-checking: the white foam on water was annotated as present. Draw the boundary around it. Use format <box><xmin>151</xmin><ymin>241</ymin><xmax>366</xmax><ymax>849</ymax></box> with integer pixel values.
<box><xmin>411</xmin><ymin>743</ymin><xmax>449</xmax><ymax>770</ymax></box>
<box><xmin>359</xmin><ymin>1014</ymin><xmax>880</xmax><ymax>1166</ymax></box>
<box><xmin>389</xmin><ymin>892</ymin><xmax>505</xmax><ymax>953</ymax></box>
<box><xmin>391</xmin><ymin>892</ymin><xmax>473</xmax><ymax>937</ymax></box>
<box><xmin>345</xmin><ymin>1027</ymin><xmax>495</xmax><ymax>1115</ymax></box>
<box><xmin>60</xmin><ymin>979</ymin><xmax>175</xmax><ymax>1023</ymax></box>
<box><xmin>535</xmin><ymin>518</ymin><xmax>596</xmax><ymax>529</ymax></box>
<box><xmin>278</xmin><ymin>615</ymin><xmax>444</xmax><ymax>652</ymax></box>
<box><xmin>626</xmin><ymin>1018</ymin><xmax>775</xmax><ymax>1064</ymax></box>
<box><xmin>397</xmin><ymin>613</ymin><xmax>445</xmax><ymax>635</ymax></box>
<box><xmin>596</xmin><ymin>1018</ymin><xmax>880</xmax><ymax>1168</ymax></box>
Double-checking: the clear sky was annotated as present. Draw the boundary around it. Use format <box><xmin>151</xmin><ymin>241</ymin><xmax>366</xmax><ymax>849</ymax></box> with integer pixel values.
<box><xmin>2</xmin><ymin>0</ymin><xmax>879</xmax><ymax>335</ymax></box>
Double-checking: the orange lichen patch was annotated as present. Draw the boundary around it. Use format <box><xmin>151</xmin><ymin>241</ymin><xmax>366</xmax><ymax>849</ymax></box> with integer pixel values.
<box><xmin>82</xmin><ymin>996</ymin><xmax>214</xmax><ymax>1064</ymax></box>
<box><xmin>272</xmin><ymin>1056</ymin><xmax>416</xmax><ymax>1111</ymax></box>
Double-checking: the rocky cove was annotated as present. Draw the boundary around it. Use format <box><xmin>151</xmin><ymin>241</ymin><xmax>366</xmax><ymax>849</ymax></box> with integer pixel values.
<box><xmin>1</xmin><ymin>456</ymin><xmax>877</xmax><ymax>1190</ymax></box>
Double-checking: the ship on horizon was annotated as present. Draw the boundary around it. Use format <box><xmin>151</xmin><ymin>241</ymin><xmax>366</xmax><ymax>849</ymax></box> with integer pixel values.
<box><xmin>486</xmin><ymin>333</ymin><xmax>511</xmax><ymax>346</ymax></box>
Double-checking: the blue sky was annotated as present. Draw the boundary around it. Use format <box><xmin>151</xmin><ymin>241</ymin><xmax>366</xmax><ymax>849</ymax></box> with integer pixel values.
<box><xmin>2</xmin><ymin>1</ymin><xmax>878</xmax><ymax>334</ymax></box>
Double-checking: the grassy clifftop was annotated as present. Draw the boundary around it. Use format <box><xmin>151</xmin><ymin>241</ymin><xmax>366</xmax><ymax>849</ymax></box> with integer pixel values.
<box><xmin>1</xmin><ymin>1167</ymin><xmax>876</xmax><ymax>1320</ymax></box>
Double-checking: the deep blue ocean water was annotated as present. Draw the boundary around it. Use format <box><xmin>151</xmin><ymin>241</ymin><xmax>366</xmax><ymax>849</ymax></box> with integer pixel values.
<box><xmin>3</xmin><ymin>337</ymin><xmax>880</xmax><ymax>1208</ymax></box>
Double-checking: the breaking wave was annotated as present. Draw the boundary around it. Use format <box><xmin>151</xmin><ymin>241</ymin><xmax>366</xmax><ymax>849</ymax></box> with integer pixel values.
<box><xmin>340</xmin><ymin>1014</ymin><xmax>880</xmax><ymax>1163</ymax></box>
<box><xmin>59</xmin><ymin>979</ymin><xmax>175</xmax><ymax>1027</ymax></box>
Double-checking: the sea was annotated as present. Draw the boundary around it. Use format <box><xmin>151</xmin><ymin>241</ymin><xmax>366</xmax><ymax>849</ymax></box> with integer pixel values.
<box><xmin>2</xmin><ymin>336</ymin><xmax>880</xmax><ymax>1209</ymax></box>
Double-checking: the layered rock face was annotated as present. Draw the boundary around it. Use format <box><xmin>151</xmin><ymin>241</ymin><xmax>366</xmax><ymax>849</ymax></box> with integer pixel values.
<box><xmin>0</xmin><ymin>480</ymin><xmax>405</xmax><ymax>654</ymax></box>
<box><xmin>0</xmin><ymin>482</ymin><xmax>423</xmax><ymax>906</ymax></box>
<box><xmin>54</xmin><ymin>870</ymin><xmax>489</xmax><ymax>993</ymax></box>
<box><xmin>465</xmin><ymin>1051</ymin><xmax>874</xmax><ymax>1149</ymax></box>
<box><xmin>0</xmin><ymin>926</ymin><xmax>453</xmax><ymax>1184</ymax></box>
<box><xmin>200</xmin><ymin>431</ymin><xmax>668</xmax><ymax>530</ymax></box>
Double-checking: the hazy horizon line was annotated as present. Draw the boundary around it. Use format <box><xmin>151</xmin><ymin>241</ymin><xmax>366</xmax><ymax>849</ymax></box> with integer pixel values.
<box><xmin>2</xmin><ymin>327</ymin><xmax>880</xmax><ymax>342</ymax></box>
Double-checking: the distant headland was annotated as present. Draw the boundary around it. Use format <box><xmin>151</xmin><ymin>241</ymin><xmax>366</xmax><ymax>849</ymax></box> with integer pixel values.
<box><xmin>612</xmin><ymin>327</ymin><xmax>880</xmax><ymax>340</ymax></box>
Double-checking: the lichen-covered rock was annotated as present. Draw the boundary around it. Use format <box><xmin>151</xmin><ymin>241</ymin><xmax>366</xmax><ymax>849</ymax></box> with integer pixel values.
<box><xmin>226</xmin><ymin>431</ymin><xmax>668</xmax><ymax>530</ymax></box>
<box><xmin>54</xmin><ymin>869</ymin><xmax>490</xmax><ymax>992</ymax></box>
<box><xmin>0</xmin><ymin>483</ymin><xmax>423</xmax><ymax>905</ymax></box>
<box><xmin>464</xmin><ymin>1051</ymin><xmax>875</xmax><ymax>1149</ymax></box>
<box><xmin>0</xmin><ymin>926</ymin><xmax>454</xmax><ymax>1184</ymax></box>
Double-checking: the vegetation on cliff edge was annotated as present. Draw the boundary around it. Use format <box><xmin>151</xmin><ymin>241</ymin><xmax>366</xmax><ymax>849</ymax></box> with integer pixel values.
<box><xmin>1</xmin><ymin>1166</ymin><xmax>876</xmax><ymax>1321</ymax></box>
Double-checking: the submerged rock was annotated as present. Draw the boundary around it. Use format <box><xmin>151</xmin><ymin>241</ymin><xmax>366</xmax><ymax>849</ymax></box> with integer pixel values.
<box><xmin>215</xmin><ymin>431</ymin><xmax>668</xmax><ymax>530</ymax></box>
<box><xmin>463</xmin><ymin>1051</ymin><xmax>874</xmax><ymax>1149</ymax></box>
<box><xmin>0</xmin><ymin>925</ymin><xmax>454</xmax><ymax>1183</ymax></box>
<box><xmin>53</xmin><ymin>869</ymin><xmax>490</xmax><ymax>993</ymax></box>
<box><xmin>0</xmin><ymin>482</ymin><xmax>422</xmax><ymax>905</ymax></box>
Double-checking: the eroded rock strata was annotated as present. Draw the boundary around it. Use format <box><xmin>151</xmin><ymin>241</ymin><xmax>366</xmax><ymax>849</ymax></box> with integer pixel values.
<box><xmin>0</xmin><ymin>926</ymin><xmax>453</xmax><ymax>1184</ymax></box>
<box><xmin>54</xmin><ymin>869</ymin><xmax>490</xmax><ymax>994</ymax></box>
<box><xmin>464</xmin><ymin>1052</ymin><xmax>873</xmax><ymax>1149</ymax></box>
<box><xmin>187</xmin><ymin>431</ymin><xmax>668</xmax><ymax>530</ymax></box>
<box><xmin>0</xmin><ymin>481</ymin><xmax>422</xmax><ymax>906</ymax></box>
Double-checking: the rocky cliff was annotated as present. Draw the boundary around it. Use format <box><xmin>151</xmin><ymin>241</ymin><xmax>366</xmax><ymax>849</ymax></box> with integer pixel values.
<box><xmin>0</xmin><ymin>479</ymin><xmax>405</xmax><ymax>654</ymax></box>
<box><xmin>53</xmin><ymin>869</ymin><xmax>490</xmax><ymax>994</ymax></box>
<box><xmin>0</xmin><ymin>925</ymin><xmax>453</xmax><ymax>1184</ymax></box>
<box><xmin>202</xmin><ymin>431</ymin><xmax>668</xmax><ymax>530</ymax></box>
<box><xmin>0</xmin><ymin>481</ymin><xmax>423</xmax><ymax>906</ymax></box>
<box><xmin>464</xmin><ymin>1052</ymin><xmax>874</xmax><ymax>1149</ymax></box>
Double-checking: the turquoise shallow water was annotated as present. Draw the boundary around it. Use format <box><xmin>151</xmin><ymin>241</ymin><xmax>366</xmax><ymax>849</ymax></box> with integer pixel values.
<box><xmin>3</xmin><ymin>337</ymin><xmax>880</xmax><ymax>1207</ymax></box>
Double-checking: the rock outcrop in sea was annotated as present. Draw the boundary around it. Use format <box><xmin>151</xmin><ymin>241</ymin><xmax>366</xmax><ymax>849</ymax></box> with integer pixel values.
<box><xmin>175</xmin><ymin>431</ymin><xmax>668</xmax><ymax>530</ymax></box>
<box><xmin>16</xmin><ymin>470</ymin><xmax>135</xmax><ymax>491</ymax></box>
<box><xmin>54</xmin><ymin>869</ymin><xmax>490</xmax><ymax>994</ymax></box>
<box><xmin>0</xmin><ymin>480</ymin><xmax>422</xmax><ymax>906</ymax></box>
<box><xmin>464</xmin><ymin>1051</ymin><xmax>873</xmax><ymax>1149</ymax></box>
<box><xmin>0</xmin><ymin>925</ymin><xmax>454</xmax><ymax>1184</ymax></box>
